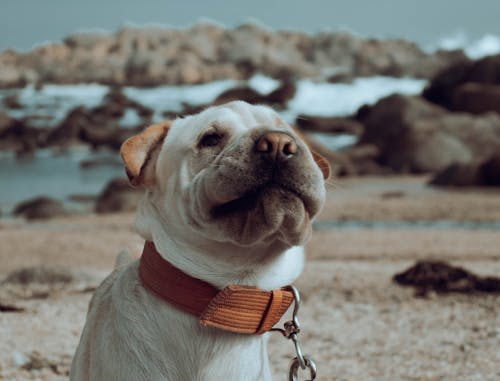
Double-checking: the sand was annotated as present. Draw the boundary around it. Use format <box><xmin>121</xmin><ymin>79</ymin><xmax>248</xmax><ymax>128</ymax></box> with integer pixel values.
<box><xmin>0</xmin><ymin>176</ymin><xmax>499</xmax><ymax>380</ymax></box>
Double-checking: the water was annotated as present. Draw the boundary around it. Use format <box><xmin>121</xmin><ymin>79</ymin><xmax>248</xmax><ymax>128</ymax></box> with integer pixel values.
<box><xmin>314</xmin><ymin>220</ymin><xmax>500</xmax><ymax>231</ymax></box>
<box><xmin>0</xmin><ymin>75</ymin><xmax>428</xmax><ymax>212</ymax></box>
<box><xmin>0</xmin><ymin>149</ymin><xmax>123</xmax><ymax>213</ymax></box>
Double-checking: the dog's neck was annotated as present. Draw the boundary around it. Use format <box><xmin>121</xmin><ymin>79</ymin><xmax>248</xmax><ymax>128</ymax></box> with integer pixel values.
<box><xmin>135</xmin><ymin>197</ymin><xmax>304</xmax><ymax>290</ymax></box>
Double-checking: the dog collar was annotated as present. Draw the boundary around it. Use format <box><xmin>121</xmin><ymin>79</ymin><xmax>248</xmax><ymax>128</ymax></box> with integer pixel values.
<box><xmin>138</xmin><ymin>241</ymin><xmax>295</xmax><ymax>334</ymax></box>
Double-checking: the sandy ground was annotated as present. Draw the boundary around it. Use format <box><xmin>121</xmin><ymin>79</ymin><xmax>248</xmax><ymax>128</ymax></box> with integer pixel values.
<box><xmin>0</xmin><ymin>176</ymin><xmax>499</xmax><ymax>381</ymax></box>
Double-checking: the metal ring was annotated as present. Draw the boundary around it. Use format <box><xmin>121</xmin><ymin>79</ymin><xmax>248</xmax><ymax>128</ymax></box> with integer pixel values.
<box><xmin>288</xmin><ymin>356</ymin><xmax>317</xmax><ymax>381</ymax></box>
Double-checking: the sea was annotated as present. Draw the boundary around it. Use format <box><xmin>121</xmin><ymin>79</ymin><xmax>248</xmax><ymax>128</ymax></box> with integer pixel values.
<box><xmin>0</xmin><ymin>32</ymin><xmax>499</xmax><ymax>215</ymax></box>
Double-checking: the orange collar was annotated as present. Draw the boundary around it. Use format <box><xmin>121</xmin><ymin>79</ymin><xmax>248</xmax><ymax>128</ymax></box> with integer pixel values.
<box><xmin>138</xmin><ymin>241</ymin><xmax>295</xmax><ymax>334</ymax></box>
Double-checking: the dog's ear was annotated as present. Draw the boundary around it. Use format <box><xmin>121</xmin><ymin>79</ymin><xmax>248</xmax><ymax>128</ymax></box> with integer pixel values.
<box><xmin>311</xmin><ymin>150</ymin><xmax>331</xmax><ymax>179</ymax></box>
<box><xmin>120</xmin><ymin>121</ymin><xmax>171</xmax><ymax>187</ymax></box>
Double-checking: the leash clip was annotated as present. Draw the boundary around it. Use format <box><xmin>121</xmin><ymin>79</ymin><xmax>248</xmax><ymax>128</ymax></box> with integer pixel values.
<box><xmin>271</xmin><ymin>285</ymin><xmax>317</xmax><ymax>381</ymax></box>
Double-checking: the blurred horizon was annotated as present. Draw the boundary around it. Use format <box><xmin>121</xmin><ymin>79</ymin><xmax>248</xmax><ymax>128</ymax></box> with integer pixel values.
<box><xmin>2</xmin><ymin>0</ymin><xmax>500</xmax><ymax>52</ymax></box>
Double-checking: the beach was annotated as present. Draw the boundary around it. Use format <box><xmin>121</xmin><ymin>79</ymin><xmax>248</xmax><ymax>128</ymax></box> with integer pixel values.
<box><xmin>1</xmin><ymin>176</ymin><xmax>499</xmax><ymax>381</ymax></box>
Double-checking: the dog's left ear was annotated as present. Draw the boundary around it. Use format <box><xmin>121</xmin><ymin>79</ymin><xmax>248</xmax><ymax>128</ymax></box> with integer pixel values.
<box><xmin>120</xmin><ymin>121</ymin><xmax>171</xmax><ymax>187</ymax></box>
<box><xmin>311</xmin><ymin>150</ymin><xmax>331</xmax><ymax>180</ymax></box>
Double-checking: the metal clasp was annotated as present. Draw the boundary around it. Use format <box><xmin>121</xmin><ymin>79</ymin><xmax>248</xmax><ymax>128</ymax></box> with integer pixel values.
<box><xmin>271</xmin><ymin>285</ymin><xmax>317</xmax><ymax>381</ymax></box>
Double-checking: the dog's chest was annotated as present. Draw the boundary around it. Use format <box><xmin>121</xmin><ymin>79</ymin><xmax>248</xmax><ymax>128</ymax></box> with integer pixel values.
<box><xmin>118</xmin><ymin>264</ymin><xmax>273</xmax><ymax>381</ymax></box>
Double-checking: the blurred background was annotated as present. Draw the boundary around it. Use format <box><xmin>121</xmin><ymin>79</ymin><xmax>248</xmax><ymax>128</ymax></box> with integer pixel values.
<box><xmin>0</xmin><ymin>1</ymin><xmax>499</xmax><ymax>380</ymax></box>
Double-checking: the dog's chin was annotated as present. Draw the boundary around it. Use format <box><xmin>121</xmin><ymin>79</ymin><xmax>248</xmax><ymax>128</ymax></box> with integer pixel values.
<box><xmin>208</xmin><ymin>185</ymin><xmax>312</xmax><ymax>247</ymax></box>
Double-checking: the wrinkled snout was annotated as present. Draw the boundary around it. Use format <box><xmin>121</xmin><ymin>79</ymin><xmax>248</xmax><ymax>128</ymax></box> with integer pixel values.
<box><xmin>255</xmin><ymin>131</ymin><xmax>298</xmax><ymax>163</ymax></box>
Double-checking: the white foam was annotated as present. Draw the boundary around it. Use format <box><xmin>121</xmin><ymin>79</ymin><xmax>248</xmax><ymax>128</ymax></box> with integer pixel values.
<box><xmin>287</xmin><ymin>76</ymin><xmax>427</xmax><ymax>118</ymax></box>
<box><xmin>247</xmin><ymin>74</ymin><xmax>280</xmax><ymax>94</ymax></box>
<box><xmin>434</xmin><ymin>31</ymin><xmax>500</xmax><ymax>59</ymax></box>
<box><xmin>123</xmin><ymin>79</ymin><xmax>237</xmax><ymax>122</ymax></box>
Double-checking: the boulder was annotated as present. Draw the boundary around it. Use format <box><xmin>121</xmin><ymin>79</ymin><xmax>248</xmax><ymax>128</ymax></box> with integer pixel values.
<box><xmin>429</xmin><ymin>153</ymin><xmax>500</xmax><ymax>187</ymax></box>
<box><xmin>0</xmin><ymin>118</ymin><xmax>47</xmax><ymax>153</ymax></box>
<box><xmin>95</xmin><ymin>178</ymin><xmax>142</xmax><ymax>213</ymax></box>
<box><xmin>358</xmin><ymin>94</ymin><xmax>500</xmax><ymax>173</ymax></box>
<box><xmin>3</xmin><ymin>94</ymin><xmax>22</xmax><ymax>109</ymax></box>
<box><xmin>450</xmin><ymin>82</ymin><xmax>500</xmax><ymax>114</ymax></box>
<box><xmin>479</xmin><ymin>153</ymin><xmax>500</xmax><ymax>186</ymax></box>
<box><xmin>429</xmin><ymin>163</ymin><xmax>482</xmax><ymax>186</ymax></box>
<box><xmin>423</xmin><ymin>54</ymin><xmax>500</xmax><ymax>111</ymax></box>
<box><xmin>296</xmin><ymin>115</ymin><xmax>363</xmax><ymax>135</ymax></box>
<box><xmin>0</xmin><ymin>111</ymin><xmax>16</xmax><ymax>136</ymax></box>
<box><xmin>393</xmin><ymin>260</ymin><xmax>500</xmax><ymax>296</ymax></box>
<box><xmin>13</xmin><ymin>197</ymin><xmax>68</xmax><ymax>220</ymax></box>
<box><xmin>46</xmin><ymin>88</ymin><xmax>150</xmax><ymax>149</ymax></box>
<box><xmin>0</xmin><ymin>24</ymin><xmax>473</xmax><ymax>88</ymax></box>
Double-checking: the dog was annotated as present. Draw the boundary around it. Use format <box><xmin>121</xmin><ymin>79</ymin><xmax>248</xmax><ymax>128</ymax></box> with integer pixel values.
<box><xmin>70</xmin><ymin>101</ymin><xmax>329</xmax><ymax>381</ymax></box>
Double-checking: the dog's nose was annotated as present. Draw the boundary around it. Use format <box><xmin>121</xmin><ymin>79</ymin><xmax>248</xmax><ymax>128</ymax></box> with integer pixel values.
<box><xmin>255</xmin><ymin>131</ymin><xmax>298</xmax><ymax>162</ymax></box>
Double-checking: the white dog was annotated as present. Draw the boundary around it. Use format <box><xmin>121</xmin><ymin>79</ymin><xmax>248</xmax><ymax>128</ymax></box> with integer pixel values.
<box><xmin>70</xmin><ymin>101</ymin><xmax>329</xmax><ymax>381</ymax></box>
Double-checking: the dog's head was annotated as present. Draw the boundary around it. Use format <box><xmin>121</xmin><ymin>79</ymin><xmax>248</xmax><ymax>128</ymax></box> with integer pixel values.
<box><xmin>121</xmin><ymin>101</ymin><xmax>329</xmax><ymax>249</ymax></box>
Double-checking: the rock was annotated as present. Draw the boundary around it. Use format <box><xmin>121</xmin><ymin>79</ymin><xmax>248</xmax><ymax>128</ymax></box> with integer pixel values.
<box><xmin>423</xmin><ymin>54</ymin><xmax>500</xmax><ymax>111</ymax></box>
<box><xmin>358</xmin><ymin>94</ymin><xmax>500</xmax><ymax>173</ymax></box>
<box><xmin>4</xmin><ymin>265</ymin><xmax>74</xmax><ymax>285</ymax></box>
<box><xmin>214</xmin><ymin>77</ymin><xmax>296</xmax><ymax>108</ymax></box>
<box><xmin>13</xmin><ymin>196</ymin><xmax>68</xmax><ymax>220</ymax></box>
<box><xmin>450</xmin><ymin>82</ymin><xmax>500</xmax><ymax>114</ymax></box>
<box><xmin>429</xmin><ymin>163</ymin><xmax>481</xmax><ymax>186</ymax></box>
<box><xmin>95</xmin><ymin>178</ymin><xmax>142</xmax><ymax>213</ymax></box>
<box><xmin>46</xmin><ymin>106</ymin><xmax>89</xmax><ymax>146</ymax></box>
<box><xmin>393</xmin><ymin>260</ymin><xmax>500</xmax><ymax>296</ymax></box>
<box><xmin>2</xmin><ymin>94</ymin><xmax>22</xmax><ymax>109</ymax></box>
<box><xmin>0</xmin><ymin>303</ymin><xmax>25</xmax><ymax>313</ymax></box>
<box><xmin>479</xmin><ymin>153</ymin><xmax>500</xmax><ymax>186</ymax></box>
<box><xmin>47</xmin><ymin>88</ymin><xmax>149</xmax><ymax>149</ymax></box>
<box><xmin>296</xmin><ymin>115</ymin><xmax>363</xmax><ymax>135</ymax></box>
<box><xmin>0</xmin><ymin>111</ymin><xmax>16</xmax><ymax>136</ymax></box>
<box><xmin>214</xmin><ymin>86</ymin><xmax>264</xmax><ymax>105</ymax></box>
<box><xmin>0</xmin><ymin>24</ymin><xmax>472</xmax><ymax>88</ymax></box>
<box><xmin>264</xmin><ymin>77</ymin><xmax>297</xmax><ymax>107</ymax></box>
<box><xmin>429</xmin><ymin>153</ymin><xmax>500</xmax><ymax>187</ymax></box>
<box><xmin>0</xmin><ymin>114</ymin><xmax>47</xmax><ymax>153</ymax></box>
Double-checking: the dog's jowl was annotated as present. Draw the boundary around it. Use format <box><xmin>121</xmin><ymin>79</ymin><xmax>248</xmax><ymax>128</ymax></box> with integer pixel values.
<box><xmin>70</xmin><ymin>101</ymin><xmax>329</xmax><ymax>381</ymax></box>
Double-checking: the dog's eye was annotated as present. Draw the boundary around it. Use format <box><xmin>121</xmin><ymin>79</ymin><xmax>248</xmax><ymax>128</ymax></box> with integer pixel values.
<box><xmin>199</xmin><ymin>133</ymin><xmax>222</xmax><ymax>148</ymax></box>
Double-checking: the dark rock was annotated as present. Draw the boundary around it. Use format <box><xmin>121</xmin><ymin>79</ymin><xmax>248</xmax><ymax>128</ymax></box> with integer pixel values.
<box><xmin>450</xmin><ymin>83</ymin><xmax>500</xmax><ymax>114</ymax></box>
<box><xmin>214</xmin><ymin>86</ymin><xmax>263</xmax><ymax>105</ymax></box>
<box><xmin>13</xmin><ymin>196</ymin><xmax>68</xmax><ymax>220</ymax></box>
<box><xmin>80</xmin><ymin>125</ymin><xmax>138</xmax><ymax>150</ymax></box>
<box><xmin>393</xmin><ymin>260</ymin><xmax>500</xmax><ymax>296</ymax></box>
<box><xmin>423</xmin><ymin>54</ymin><xmax>500</xmax><ymax>111</ymax></box>
<box><xmin>0</xmin><ymin>111</ymin><xmax>16</xmax><ymax>136</ymax></box>
<box><xmin>358</xmin><ymin>94</ymin><xmax>500</xmax><ymax>173</ymax></box>
<box><xmin>46</xmin><ymin>106</ymin><xmax>89</xmax><ymax>146</ymax></box>
<box><xmin>0</xmin><ymin>303</ymin><xmax>25</xmax><ymax>313</ymax></box>
<box><xmin>422</xmin><ymin>59</ymin><xmax>474</xmax><ymax>108</ymax></box>
<box><xmin>479</xmin><ymin>153</ymin><xmax>500</xmax><ymax>186</ymax></box>
<box><xmin>429</xmin><ymin>163</ymin><xmax>481</xmax><ymax>186</ymax></box>
<box><xmin>264</xmin><ymin>77</ymin><xmax>297</xmax><ymax>107</ymax></box>
<box><xmin>2</xmin><ymin>94</ymin><xmax>22</xmax><ymax>109</ymax></box>
<box><xmin>4</xmin><ymin>265</ymin><xmax>74</xmax><ymax>284</ymax></box>
<box><xmin>0</xmin><ymin>113</ymin><xmax>47</xmax><ymax>153</ymax></box>
<box><xmin>67</xmin><ymin>194</ymin><xmax>97</xmax><ymax>203</ymax></box>
<box><xmin>296</xmin><ymin>115</ymin><xmax>363</xmax><ymax>135</ymax></box>
<box><xmin>430</xmin><ymin>153</ymin><xmax>500</xmax><ymax>187</ymax></box>
<box><xmin>95</xmin><ymin>178</ymin><xmax>142</xmax><ymax>213</ymax></box>
<box><xmin>46</xmin><ymin>88</ymin><xmax>150</xmax><ymax>149</ymax></box>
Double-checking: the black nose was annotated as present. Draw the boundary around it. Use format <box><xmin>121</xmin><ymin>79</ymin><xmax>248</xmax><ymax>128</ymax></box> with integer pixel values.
<box><xmin>255</xmin><ymin>131</ymin><xmax>298</xmax><ymax>162</ymax></box>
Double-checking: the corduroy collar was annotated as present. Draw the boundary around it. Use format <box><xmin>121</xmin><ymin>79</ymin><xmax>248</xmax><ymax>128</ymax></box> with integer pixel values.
<box><xmin>138</xmin><ymin>241</ymin><xmax>295</xmax><ymax>334</ymax></box>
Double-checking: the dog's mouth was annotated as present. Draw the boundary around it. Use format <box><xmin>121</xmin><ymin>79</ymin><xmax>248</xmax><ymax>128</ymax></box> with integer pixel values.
<box><xmin>211</xmin><ymin>182</ymin><xmax>306</xmax><ymax>219</ymax></box>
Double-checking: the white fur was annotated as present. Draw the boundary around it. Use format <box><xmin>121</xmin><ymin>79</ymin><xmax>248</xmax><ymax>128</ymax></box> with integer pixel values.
<box><xmin>70</xmin><ymin>101</ymin><xmax>324</xmax><ymax>381</ymax></box>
